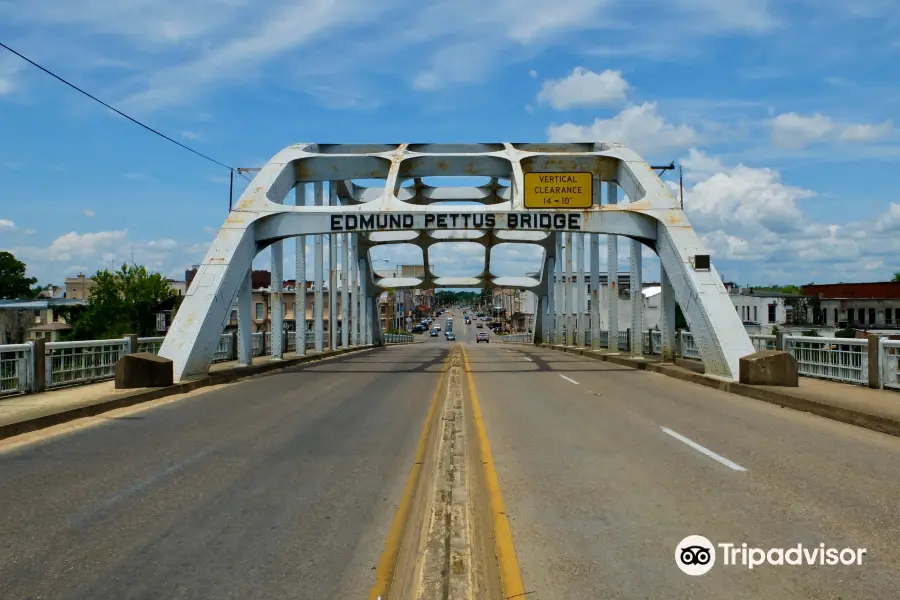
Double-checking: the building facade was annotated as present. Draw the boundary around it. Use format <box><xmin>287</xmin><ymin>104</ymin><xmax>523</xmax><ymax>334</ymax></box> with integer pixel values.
<box><xmin>803</xmin><ymin>281</ymin><xmax>900</xmax><ymax>330</ymax></box>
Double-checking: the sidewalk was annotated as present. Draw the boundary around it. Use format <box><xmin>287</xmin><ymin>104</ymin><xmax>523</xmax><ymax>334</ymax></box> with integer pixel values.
<box><xmin>0</xmin><ymin>346</ymin><xmax>376</xmax><ymax>440</ymax></box>
<box><xmin>539</xmin><ymin>343</ymin><xmax>900</xmax><ymax>438</ymax></box>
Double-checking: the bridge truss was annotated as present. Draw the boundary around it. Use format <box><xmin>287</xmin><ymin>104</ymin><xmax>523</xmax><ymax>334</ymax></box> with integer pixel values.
<box><xmin>159</xmin><ymin>142</ymin><xmax>754</xmax><ymax>382</ymax></box>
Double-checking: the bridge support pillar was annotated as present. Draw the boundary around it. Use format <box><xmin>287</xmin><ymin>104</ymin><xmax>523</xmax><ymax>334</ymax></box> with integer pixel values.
<box><xmin>536</xmin><ymin>294</ymin><xmax>547</xmax><ymax>344</ymax></box>
<box><xmin>341</xmin><ymin>231</ymin><xmax>349</xmax><ymax>349</ymax></box>
<box><xmin>237</xmin><ymin>268</ymin><xmax>253</xmax><ymax>366</ymax></box>
<box><xmin>329</xmin><ymin>183</ymin><xmax>338</xmax><ymax>350</ymax></box>
<box><xmin>348</xmin><ymin>234</ymin><xmax>357</xmax><ymax>347</ymax></box>
<box><xmin>359</xmin><ymin>257</ymin><xmax>369</xmax><ymax>345</ymax></box>
<box><xmin>564</xmin><ymin>232</ymin><xmax>573</xmax><ymax>346</ymax></box>
<box><xmin>630</xmin><ymin>238</ymin><xmax>643</xmax><ymax>357</ymax></box>
<box><xmin>554</xmin><ymin>234</ymin><xmax>563</xmax><ymax>345</ymax></box>
<box><xmin>607</xmin><ymin>182</ymin><xmax>619</xmax><ymax>352</ymax></box>
<box><xmin>545</xmin><ymin>255</ymin><xmax>555</xmax><ymax>345</ymax></box>
<box><xmin>314</xmin><ymin>182</ymin><xmax>325</xmax><ymax>352</ymax></box>
<box><xmin>271</xmin><ymin>239</ymin><xmax>284</xmax><ymax>359</ymax></box>
<box><xmin>576</xmin><ymin>233</ymin><xmax>586</xmax><ymax>348</ymax></box>
<box><xmin>295</xmin><ymin>184</ymin><xmax>307</xmax><ymax>356</ymax></box>
<box><xmin>590</xmin><ymin>232</ymin><xmax>600</xmax><ymax>350</ymax></box>
<box><xmin>660</xmin><ymin>265</ymin><xmax>677</xmax><ymax>362</ymax></box>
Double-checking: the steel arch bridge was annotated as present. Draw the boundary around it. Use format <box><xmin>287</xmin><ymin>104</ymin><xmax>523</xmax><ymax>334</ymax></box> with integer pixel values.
<box><xmin>159</xmin><ymin>142</ymin><xmax>754</xmax><ymax>382</ymax></box>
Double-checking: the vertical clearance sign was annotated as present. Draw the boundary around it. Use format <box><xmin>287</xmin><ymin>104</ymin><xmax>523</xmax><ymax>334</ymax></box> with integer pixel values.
<box><xmin>523</xmin><ymin>172</ymin><xmax>593</xmax><ymax>209</ymax></box>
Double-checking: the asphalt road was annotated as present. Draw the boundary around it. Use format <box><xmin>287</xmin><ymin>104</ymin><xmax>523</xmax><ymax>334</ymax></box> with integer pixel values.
<box><xmin>5</xmin><ymin>310</ymin><xmax>897</xmax><ymax>599</ymax></box>
<box><xmin>0</xmin><ymin>342</ymin><xmax>450</xmax><ymax>600</ymax></box>
<box><xmin>467</xmin><ymin>341</ymin><xmax>900</xmax><ymax>599</ymax></box>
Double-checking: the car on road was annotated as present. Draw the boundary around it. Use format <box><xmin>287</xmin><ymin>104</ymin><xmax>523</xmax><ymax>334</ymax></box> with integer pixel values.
<box><xmin>446</xmin><ymin>332</ymin><xmax>456</xmax><ymax>341</ymax></box>
<box><xmin>476</xmin><ymin>323</ymin><xmax>483</xmax><ymax>328</ymax></box>
<box><xmin>433</xmin><ymin>324</ymin><xmax>441</xmax><ymax>331</ymax></box>
<box><xmin>476</xmin><ymin>331</ymin><xmax>489</xmax><ymax>343</ymax></box>
<box><xmin>412</xmin><ymin>324</ymin><xmax>425</xmax><ymax>334</ymax></box>
<box><xmin>430</xmin><ymin>328</ymin><xmax>440</xmax><ymax>337</ymax></box>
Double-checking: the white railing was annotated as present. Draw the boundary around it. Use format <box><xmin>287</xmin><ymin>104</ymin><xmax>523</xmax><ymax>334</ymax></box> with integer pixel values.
<box><xmin>750</xmin><ymin>334</ymin><xmax>777</xmax><ymax>351</ymax></box>
<box><xmin>679</xmin><ymin>331</ymin><xmax>700</xmax><ymax>360</ymax></box>
<box><xmin>45</xmin><ymin>339</ymin><xmax>130</xmax><ymax>389</ymax></box>
<box><xmin>137</xmin><ymin>336</ymin><xmax>165</xmax><ymax>354</ymax></box>
<box><xmin>784</xmin><ymin>336</ymin><xmax>868</xmax><ymax>386</ymax></box>
<box><xmin>384</xmin><ymin>333</ymin><xmax>414</xmax><ymax>343</ymax></box>
<box><xmin>881</xmin><ymin>339</ymin><xmax>900</xmax><ymax>391</ymax></box>
<box><xmin>1</xmin><ymin>343</ymin><xmax>32</xmax><ymax>396</ymax></box>
<box><xmin>502</xmin><ymin>333</ymin><xmax>531</xmax><ymax>343</ymax></box>
<box><xmin>212</xmin><ymin>334</ymin><xmax>233</xmax><ymax>363</ymax></box>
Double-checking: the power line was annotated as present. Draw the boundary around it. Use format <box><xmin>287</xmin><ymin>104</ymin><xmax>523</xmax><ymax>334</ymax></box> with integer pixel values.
<box><xmin>0</xmin><ymin>40</ymin><xmax>238</xmax><ymax>172</ymax></box>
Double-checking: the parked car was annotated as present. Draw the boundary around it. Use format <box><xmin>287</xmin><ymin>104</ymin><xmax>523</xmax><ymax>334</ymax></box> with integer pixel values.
<box><xmin>412</xmin><ymin>324</ymin><xmax>425</xmax><ymax>334</ymax></box>
<box><xmin>476</xmin><ymin>331</ymin><xmax>489</xmax><ymax>343</ymax></box>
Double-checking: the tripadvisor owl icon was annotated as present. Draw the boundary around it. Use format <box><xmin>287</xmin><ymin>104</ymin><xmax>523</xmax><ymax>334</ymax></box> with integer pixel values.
<box><xmin>676</xmin><ymin>535</ymin><xmax>716</xmax><ymax>576</ymax></box>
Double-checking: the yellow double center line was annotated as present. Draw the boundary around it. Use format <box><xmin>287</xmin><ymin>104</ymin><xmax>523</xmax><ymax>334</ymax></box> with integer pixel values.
<box><xmin>462</xmin><ymin>346</ymin><xmax>526</xmax><ymax>599</ymax></box>
<box><xmin>369</xmin><ymin>346</ymin><xmax>525</xmax><ymax>599</ymax></box>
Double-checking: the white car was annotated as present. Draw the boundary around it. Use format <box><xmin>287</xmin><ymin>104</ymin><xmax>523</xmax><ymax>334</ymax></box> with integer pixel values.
<box><xmin>476</xmin><ymin>331</ymin><xmax>489</xmax><ymax>343</ymax></box>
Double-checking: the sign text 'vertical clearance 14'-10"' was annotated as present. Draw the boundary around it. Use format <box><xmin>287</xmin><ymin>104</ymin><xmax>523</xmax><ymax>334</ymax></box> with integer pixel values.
<box><xmin>523</xmin><ymin>172</ymin><xmax>593</xmax><ymax>209</ymax></box>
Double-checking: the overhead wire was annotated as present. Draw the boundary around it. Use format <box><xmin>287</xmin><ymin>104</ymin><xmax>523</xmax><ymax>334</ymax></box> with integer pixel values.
<box><xmin>0</xmin><ymin>40</ymin><xmax>243</xmax><ymax>175</ymax></box>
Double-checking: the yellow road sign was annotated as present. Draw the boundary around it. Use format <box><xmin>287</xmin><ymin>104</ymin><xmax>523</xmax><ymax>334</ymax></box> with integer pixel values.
<box><xmin>523</xmin><ymin>172</ymin><xmax>593</xmax><ymax>209</ymax></box>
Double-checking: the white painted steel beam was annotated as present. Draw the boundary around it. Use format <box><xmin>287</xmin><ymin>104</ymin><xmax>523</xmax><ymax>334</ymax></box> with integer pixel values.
<box><xmin>160</xmin><ymin>142</ymin><xmax>753</xmax><ymax>382</ymax></box>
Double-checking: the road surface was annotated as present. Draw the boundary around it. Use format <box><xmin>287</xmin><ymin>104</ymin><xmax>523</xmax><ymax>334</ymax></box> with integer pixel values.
<box><xmin>2</xmin><ymin>312</ymin><xmax>898</xmax><ymax>599</ymax></box>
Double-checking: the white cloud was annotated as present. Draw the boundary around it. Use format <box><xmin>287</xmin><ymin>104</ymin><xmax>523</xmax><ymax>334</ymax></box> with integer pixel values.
<box><xmin>0</xmin><ymin>219</ymin><xmax>16</xmax><ymax>232</ymax></box>
<box><xmin>178</xmin><ymin>130</ymin><xmax>201</xmax><ymax>140</ymax></box>
<box><xmin>769</xmin><ymin>112</ymin><xmax>893</xmax><ymax>148</ymax></box>
<box><xmin>671</xmin><ymin>150</ymin><xmax>900</xmax><ymax>282</ymax></box>
<box><xmin>529</xmin><ymin>69</ymin><xmax>538</xmax><ymax>79</ymax></box>
<box><xmin>671</xmin><ymin>0</ymin><xmax>778</xmax><ymax>34</ymax></box>
<box><xmin>547</xmin><ymin>103</ymin><xmax>702</xmax><ymax>157</ymax></box>
<box><xmin>6</xmin><ymin>230</ymin><xmax>210</xmax><ymax>283</ymax></box>
<box><xmin>537</xmin><ymin>68</ymin><xmax>629</xmax><ymax>110</ymax></box>
<box><xmin>82</xmin><ymin>209</ymin><xmax>95</xmax><ymax>218</ymax></box>
<box><xmin>0</xmin><ymin>56</ymin><xmax>22</xmax><ymax>97</ymax></box>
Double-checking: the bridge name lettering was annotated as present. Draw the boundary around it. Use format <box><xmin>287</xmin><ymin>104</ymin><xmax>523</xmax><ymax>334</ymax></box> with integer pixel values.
<box><xmin>330</xmin><ymin>212</ymin><xmax>581</xmax><ymax>232</ymax></box>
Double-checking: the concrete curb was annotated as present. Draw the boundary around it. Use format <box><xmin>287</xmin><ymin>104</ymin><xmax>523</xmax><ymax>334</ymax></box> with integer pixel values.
<box><xmin>538</xmin><ymin>344</ymin><xmax>900</xmax><ymax>439</ymax></box>
<box><xmin>0</xmin><ymin>344</ymin><xmax>389</xmax><ymax>441</ymax></box>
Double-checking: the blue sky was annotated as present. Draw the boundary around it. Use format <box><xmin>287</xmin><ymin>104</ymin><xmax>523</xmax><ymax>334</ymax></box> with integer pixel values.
<box><xmin>1</xmin><ymin>0</ymin><xmax>898</xmax><ymax>287</ymax></box>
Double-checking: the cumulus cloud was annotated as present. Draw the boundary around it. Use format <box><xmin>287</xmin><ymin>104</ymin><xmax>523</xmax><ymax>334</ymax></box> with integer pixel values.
<box><xmin>675</xmin><ymin>150</ymin><xmax>900</xmax><ymax>282</ymax></box>
<box><xmin>547</xmin><ymin>102</ymin><xmax>702</xmax><ymax>157</ymax></box>
<box><xmin>82</xmin><ymin>209</ymin><xmax>95</xmax><ymax>218</ymax></box>
<box><xmin>537</xmin><ymin>68</ymin><xmax>629</xmax><ymax>109</ymax></box>
<box><xmin>769</xmin><ymin>112</ymin><xmax>893</xmax><ymax>148</ymax></box>
<box><xmin>0</xmin><ymin>219</ymin><xmax>16</xmax><ymax>232</ymax></box>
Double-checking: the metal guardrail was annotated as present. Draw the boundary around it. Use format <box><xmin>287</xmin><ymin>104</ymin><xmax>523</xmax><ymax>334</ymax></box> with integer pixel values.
<box><xmin>784</xmin><ymin>336</ymin><xmax>868</xmax><ymax>386</ymax></box>
<box><xmin>384</xmin><ymin>333</ymin><xmax>414</xmax><ymax>343</ymax></box>
<box><xmin>45</xmin><ymin>339</ymin><xmax>130</xmax><ymax>389</ymax></box>
<box><xmin>883</xmin><ymin>339</ymin><xmax>900</xmax><ymax>391</ymax></box>
<box><xmin>750</xmin><ymin>334</ymin><xmax>777</xmax><ymax>351</ymax></box>
<box><xmin>501</xmin><ymin>333</ymin><xmax>531</xmax><ymax>343</ymax></box>
<box><xmin>0</xmin><ymin>343</ymin><xmax>32</xmax><ymax>396</ymax></box>
<box><xmin>137</xmin><ymin>337</ymin><xmax>164</xmax><ymax>354</ymax></box>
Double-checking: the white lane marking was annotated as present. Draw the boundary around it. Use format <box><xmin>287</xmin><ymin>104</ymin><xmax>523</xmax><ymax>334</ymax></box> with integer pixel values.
<box><xmin>660</xmin><ymin>427</ymin><xmax>747</xmax><ymax>472</ymax></box>
<box><xmin>559</xmin><ymin>374</ymin><xmax>579</xmax><ymax>385</ymax></box>
<box><xmin>523</xmin><ymin>357</ymin><xmax>533</xmax><ymax>362</ymax></box>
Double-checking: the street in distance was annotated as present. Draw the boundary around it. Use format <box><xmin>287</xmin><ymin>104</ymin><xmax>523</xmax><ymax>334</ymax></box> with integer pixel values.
<box><xmin>523</xmin><ymin>172</ymin><xmax>593</xmax><ymax>209</ymax></box>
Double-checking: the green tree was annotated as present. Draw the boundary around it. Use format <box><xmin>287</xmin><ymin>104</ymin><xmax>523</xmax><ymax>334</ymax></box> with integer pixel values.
<box><xmin>65</xmin><ymin>264</ymin><xmax>176</xmax><ymax>339</ymax></box>
<box><xmin>0</xmin><ymin>251</ymin><xmax>38</xmax><ymax>299</ymax></box>
<box><xmin>893</xmin><ymin>272</ymin><xmax>900</xmax><ymax>282</ymax></box>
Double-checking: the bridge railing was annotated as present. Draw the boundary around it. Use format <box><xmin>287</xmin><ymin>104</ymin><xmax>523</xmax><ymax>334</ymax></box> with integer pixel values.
<box><xmin>784</xmin><ymin>336</ymin><xmax>869</xmax><ymax>386</ymax></box>
<box><xmin>882</xmin><ymin>339</ymin><xmax>900</xmax><ymax>391</ymax></box>
<box><xmin>1</xmin><ymin>344</ymin><xmax>32</xmax><ymax>396</ymax></box>
<box><xmin>501</xmin><ymin>333</ymin><xmax>531</xmax><ymax>343</ymax></box>
<box><xmin>46</xmin><ymin>339</ymin><xmax>130</xmax><ymax>389</ymax></box>
<box><xmin>384</xmin><ymin>333</ymin><xmax>414</xmax><ymax>343</ymax></box>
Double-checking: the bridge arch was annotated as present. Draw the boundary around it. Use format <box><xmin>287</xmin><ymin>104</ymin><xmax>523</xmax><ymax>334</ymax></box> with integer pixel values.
<box><xmin>159</xmin><ymin>143</ymin><xmax>753</xmax><ymax>382</ymax></box>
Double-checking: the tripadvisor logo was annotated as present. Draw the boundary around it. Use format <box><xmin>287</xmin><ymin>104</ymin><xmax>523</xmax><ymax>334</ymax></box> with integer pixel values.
<box><xmin>675</xmin><ymin>535</ymin><xmax>866</xmax><ymax>575</ymax></box>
